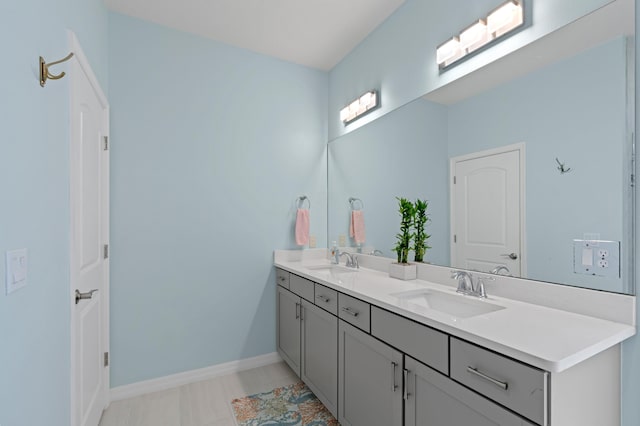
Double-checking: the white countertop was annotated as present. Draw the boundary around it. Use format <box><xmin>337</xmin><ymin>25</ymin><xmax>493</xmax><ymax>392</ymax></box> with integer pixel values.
<box><xmin>274</xmin><ymin>257</ymin><xmax>636</xmax><ymax>373</ymax></box>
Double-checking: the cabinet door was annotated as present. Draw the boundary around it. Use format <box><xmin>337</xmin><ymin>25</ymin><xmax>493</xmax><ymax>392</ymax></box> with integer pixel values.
<box><xmin>405</xmin><ymin>356</ymin><xmax>535</xmax><ymax>426</ymax></box>
<box><xmin>277</xmin><ymin>286</ymin><xmax>301</xmax><ymax>376</ymax></box>
<box><xmin>338</xmin><ymin>320</ymin><xmax>402</xmax><ymax>426</ymax></box>
<box><xmin>301</xmin><ymin>300</ymin><xmax>338</xmax><ymax>418</ymax></box>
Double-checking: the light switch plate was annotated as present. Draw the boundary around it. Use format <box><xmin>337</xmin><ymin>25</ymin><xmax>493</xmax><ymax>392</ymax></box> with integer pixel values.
<box><xmin>6</xmin><ymin>249</ymin><xmax>28</xmax><ymax>295</ymax></box>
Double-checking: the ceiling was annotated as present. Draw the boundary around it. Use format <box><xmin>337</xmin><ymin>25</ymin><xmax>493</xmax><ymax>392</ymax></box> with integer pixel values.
<box><xmin>104</xmin><ymin>0</ymin><xmax>405</xmax><ymax>71</ymax></box>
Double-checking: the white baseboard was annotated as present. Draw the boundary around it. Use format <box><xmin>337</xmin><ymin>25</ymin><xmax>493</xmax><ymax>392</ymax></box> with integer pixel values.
<box><xmin>110</xmin><ymin>352</ymin><xmax>282</xmax><ymax>401</ymax></box>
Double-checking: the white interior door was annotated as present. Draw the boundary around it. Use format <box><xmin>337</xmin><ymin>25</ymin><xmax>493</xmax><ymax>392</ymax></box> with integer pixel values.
<box><xmin>451</xmin><ymin>144</ymin><xmax>525</xmax><ymax>276</ymax></box>
<box><xmin>69</xmin><ymin>32</ymin><xmax>110</xmax><ymax>426</ymax></box>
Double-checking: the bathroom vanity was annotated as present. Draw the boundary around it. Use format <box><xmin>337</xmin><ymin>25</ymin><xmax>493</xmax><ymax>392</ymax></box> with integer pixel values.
<box><xmin>274</xmin><ymin>250</ymin><xmax>635</xmax><ymax>426</ymax></box>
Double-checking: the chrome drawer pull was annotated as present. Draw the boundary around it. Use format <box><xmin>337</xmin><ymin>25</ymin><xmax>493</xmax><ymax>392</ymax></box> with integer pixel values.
<box><xmin>391</xmin><ymin>362</ymin><xmax>398</xmax><ymax>392</ymax></box>
<box><xmin>278</xmin><ymin>276</ymin><xmax>286</xmax><ymax>282</ymax></box>
<box><xmin>316</xmin><ymin>295</ymin><xmax>331</xmax><ymax>303</ymax></box>
<box><xmin>295</xmin><ymin>302</ymin><xmax>300</xmax><ymax>319</ymax></box>
<box><xmin>342</xmin><ymin>307</ymin><xmax>359</xmax><ymax>317</ymax></box>
<box><xmin>466</xmin><ymin>366</ymin><xmax>509</xmax><ymax>390</ymax></box>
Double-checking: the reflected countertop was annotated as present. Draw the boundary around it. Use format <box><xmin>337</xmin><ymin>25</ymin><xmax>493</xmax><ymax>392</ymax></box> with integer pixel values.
<box><xmin>274</xmin><ymin>255</ymin><xmax>635</xmax><ymax>373</ymax></box>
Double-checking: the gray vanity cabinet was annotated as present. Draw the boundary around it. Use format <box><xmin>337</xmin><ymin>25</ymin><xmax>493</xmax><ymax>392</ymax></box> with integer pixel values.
<box><xmin>300</xmin><ymin>300</ymin><xmax>338</xmax><ymax>418</ymax></box>
<box><xmin>276</xmin><ymin>285</ymin><xmax>301</xmax><ymax>376</ymax></box>
<box><xmin>338</xmin><ymin>320</ymin><xmax>403</xmax><ymax>426</ymax></box>
<box><xmin>405</xmin><ymin>356</ymin><xmax>536</xmax><ymax>426</ymax></box>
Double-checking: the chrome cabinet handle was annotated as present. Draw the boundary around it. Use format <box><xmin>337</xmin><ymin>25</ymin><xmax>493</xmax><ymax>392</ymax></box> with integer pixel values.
<box><xmin>391</xmin><ymin>362</ymin><xmax>398</xmax><ymax>392</ymax></box>
<box><xmin>295</xmin><ymin>302</ymin><xmax>300</xmax><ymax>319</ymax></box>
<box><xmin>341</xmin><ymin>307</ymin><xmax>359</xmax><ymax>317</ymax></box>
<box><xmin>466</xmin><ymin>366</ymin><xmax>509</xmax><ymax>390</ymax></box>
<box><xmin>316</xmin><ymin>295</ymin><xmax>330</xmax><ymax>303</ymax></box>
<box><xmin>501</xmin><ymin>253</ymin><xmax>518</xmax><ymax>260</ymax></box>
<box><xmin>403</xmin><ymin>369</ymin><xmax>410</xmax><ymax>400</ymax></box>
<box><xmin>75</xmin><ymin>289</ymin><xmax>98</xmax><ymax>305</ymax></box>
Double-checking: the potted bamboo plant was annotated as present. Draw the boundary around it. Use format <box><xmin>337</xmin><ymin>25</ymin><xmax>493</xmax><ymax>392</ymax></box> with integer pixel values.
<box><xmin>389</xmin><ymin>197</ymin><xmax>417</xmax><ymax>280</ymax></box>
<box><xmin>413</xmin><ymin>199</ymin><xmax>431</xmax><ymax>263</ymax></box>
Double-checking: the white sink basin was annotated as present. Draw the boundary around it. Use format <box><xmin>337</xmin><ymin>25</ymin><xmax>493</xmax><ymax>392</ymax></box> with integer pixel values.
<box><xmin>390</xmin><ymin>288</ymin><xmax>505</xmax><ymax>319</ymax></box>
<box><xmin>307</xmin><ymin>265</ymin><xmax>358</xmax><ymax>274</ymax></box>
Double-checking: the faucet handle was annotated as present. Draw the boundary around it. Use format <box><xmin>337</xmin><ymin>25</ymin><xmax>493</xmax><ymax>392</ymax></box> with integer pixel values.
<box><xmin>474</xmin><ymin>275</ymin><xmax>494</xmax><ymax>298</ymax></box>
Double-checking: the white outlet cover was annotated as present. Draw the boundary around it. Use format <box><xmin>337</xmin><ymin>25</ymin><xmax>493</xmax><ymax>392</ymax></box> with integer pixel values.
<box><xmin>573</xmin><ymin>240</ymin><xmax>620</xmax><ymax>278</ymax></box>
<box><xmin>6</xmin><ymin>249</ymin><xmax>28</xmax><ymax>295</ymax></box>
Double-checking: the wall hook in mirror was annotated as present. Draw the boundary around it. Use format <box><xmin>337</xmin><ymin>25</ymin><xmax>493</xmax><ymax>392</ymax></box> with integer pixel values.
<box><xmin>39</xmin><ymin>52</ymin><xmax>74</xmax><ymax>87</ymax></box>
<box><xmin>555</xmin><ymin>157</ymin><xmax>572</xmax><ymax>174</ymax></box>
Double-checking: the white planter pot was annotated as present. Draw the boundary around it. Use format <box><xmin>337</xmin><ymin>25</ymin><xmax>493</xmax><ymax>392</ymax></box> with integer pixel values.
<box><xmin>389</xmin><ymin>262</ymin><xmax>417</xmax><ymax>280</ymax></box>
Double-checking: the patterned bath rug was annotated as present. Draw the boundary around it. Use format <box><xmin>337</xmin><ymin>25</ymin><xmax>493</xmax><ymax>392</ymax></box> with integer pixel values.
<box><xmin>231</xmin><ymin>381</ymin><xmax>339</xmax><ymax>426</ymax></box>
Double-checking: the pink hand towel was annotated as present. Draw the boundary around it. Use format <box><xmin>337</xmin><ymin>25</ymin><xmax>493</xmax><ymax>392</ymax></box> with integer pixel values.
<box><xmin>350</xmin><ymin>210</ymin><xmax>366</xmax><ymax>244</ymax></box>
<box><xmin>295</xmin><ymin>209</ymin><xmax>310</xmax><ymax>246</ymax></box>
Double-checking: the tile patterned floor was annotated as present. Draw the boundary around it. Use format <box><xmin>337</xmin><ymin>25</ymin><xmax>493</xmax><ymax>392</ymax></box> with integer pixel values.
<box><xmin>99</xmin><ymin>362</ymin><xmax>299</xmax><ymax>426</ymax></box>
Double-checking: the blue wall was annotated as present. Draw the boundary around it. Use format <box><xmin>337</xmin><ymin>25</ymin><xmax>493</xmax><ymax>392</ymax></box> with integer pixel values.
<box><xmin>0</xmin><ymin>0</ymin><xmax>108</xmax><ymax>425</ymax></box>
<box><xmin>108</xmin><ymin>13</ymin><xmax>328</xmax><ymax>387</ymax></box>
<box><xmin>328</xmin><ymin>98</ymin><xmax>449</xmax><ymax>263</ymax></box>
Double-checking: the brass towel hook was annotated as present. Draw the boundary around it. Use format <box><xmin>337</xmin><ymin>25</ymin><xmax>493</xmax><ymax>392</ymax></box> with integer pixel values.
<box><xmin>39</xmin><ymin>52</ymin><xmax>74</xmax><ymax>87</ymax></box>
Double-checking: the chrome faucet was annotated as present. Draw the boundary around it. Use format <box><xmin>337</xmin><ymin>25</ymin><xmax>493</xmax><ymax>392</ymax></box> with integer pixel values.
<box><xmin>490</xmin><ymin>265</ymin><xmax>511</xmax><ymax>276</ymax></box>
<box><xmin>339</xmin><ymin>252</ymin><xmax>359</xmax><ymax>269</ymax></box>
<box><xmin>452</xmin><ymin>270</ymin><xmax>474</xmax><ymax>294</ymax></box>
<box><xmin>451</xmin><ymin>270</ymin><xmax>492</xmax><ymax>299</ymax></box>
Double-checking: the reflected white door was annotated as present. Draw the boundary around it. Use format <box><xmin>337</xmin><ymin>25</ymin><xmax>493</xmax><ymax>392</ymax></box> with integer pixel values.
<box><xmin>69</xmin><ymin>33</ymin><xmax>110</xmax><ymax>426</ymax></box>
<box><xmin>451</xmin><ymin>145</ymin><xmax>524</xmax><ymax>276</ymax></box>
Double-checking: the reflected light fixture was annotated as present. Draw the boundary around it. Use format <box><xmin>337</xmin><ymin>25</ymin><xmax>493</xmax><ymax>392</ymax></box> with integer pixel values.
<box><xmin>436</xmin><ymin>0</ymin><xmax>524</xmax><ymax>69</ymax></box>
<box><xmin>340</xmin><ymin>90</ymin><xmax>379</xmax><ymax>124</ymax></box>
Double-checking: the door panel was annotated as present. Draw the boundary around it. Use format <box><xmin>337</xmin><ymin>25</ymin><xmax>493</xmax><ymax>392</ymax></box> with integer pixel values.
<box><xmin>301</xmin><ymin>300</ymin><xmax>338</xmax><ymax>417</ymax></box>
<box><xmin>277</xmin><ymin>286</ymin><xmax>301</xmax><ymax>376</ymax></box>
<box><xmin>452</xmin><ymin>147</ymin><xmax>523</xmax><ymax>276</ymax></box>
<box><xmin>70</xmin><ymin>34</ymin><xmax>109</xmax><ymax>426</ymax></box>
<box><xmin>338</xmin><ymin>320</ymin><xmax>402</xmax><ymax>426</ymax></box>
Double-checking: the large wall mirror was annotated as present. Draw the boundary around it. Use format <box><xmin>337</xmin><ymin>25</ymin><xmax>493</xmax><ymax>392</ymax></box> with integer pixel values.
<box><xmin>328</xmin><ymin>0</ymin><xmax>636</xmax><ymax>295</ymax></box>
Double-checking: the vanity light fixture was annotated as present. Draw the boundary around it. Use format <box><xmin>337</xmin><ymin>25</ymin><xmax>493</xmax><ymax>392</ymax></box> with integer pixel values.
<box><xmin>340</xmin><ymin>90</ymin><xmax>379</xmax><ymax>124</ymax></box>
<box><xmin>436</xmin><ymin>0</ymin><xmax>524</xmax><ymax>69</ymax></box>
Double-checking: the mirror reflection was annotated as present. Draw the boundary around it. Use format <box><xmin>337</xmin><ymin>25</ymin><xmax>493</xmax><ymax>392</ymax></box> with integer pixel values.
<box><xmin>328</xmin><ymin>2</ymin><xmax>635</xmax><ymax>295</ymax></box>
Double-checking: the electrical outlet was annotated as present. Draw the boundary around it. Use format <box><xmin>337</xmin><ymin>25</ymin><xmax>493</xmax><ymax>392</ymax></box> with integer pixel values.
<box><xmin>598</xmin><ymin>259</ymin><xmax>609</xmax><ymax>268</ymax></box>
<box><xmin>598</xmin><ymin>249</ymin><xmax>609</xmax><ymax>258</ymax></box>
<box><xmin>338</xmin><ymin>234</ymin><xmax>347</xmax><ymax>247</ymax></box>
<box><xmin>309</xmin><ymin>235</ymin><xmax>317</xmax><ymax>248</ymax></box>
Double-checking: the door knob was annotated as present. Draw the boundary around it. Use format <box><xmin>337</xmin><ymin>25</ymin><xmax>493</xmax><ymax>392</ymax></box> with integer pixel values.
<box><xmin>501</xmin><ymin>253</ymin><xmax>518</xmax><ymax>260</ymax></box>
<box><xmin>75</xmin><ymin>289</ymin><xmax>98</xmax><ymax>304</ymax></box>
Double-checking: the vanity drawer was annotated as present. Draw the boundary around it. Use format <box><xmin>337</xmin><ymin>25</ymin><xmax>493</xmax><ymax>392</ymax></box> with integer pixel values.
<box><xmin>338</xmin><ymin>293</ymin><xmax>370</xmax><ymax>333</ymax></box>
<box><xmin>276</xmin><ymin>268</ymin><xmax>290</xmax><ymax>289</ymax></box>
<box><xmin>314</xmin><ymin>283</ymin><xmax>338</xmax><ymax>315</ymax></box>
<box><xmin>290</xmin><ymin>274</ymin><xmax>315</xmax><ymax>302</ymax></box>
<box><xmin>371</xmin><ymin>306</ymin><xmax>448</xmax><ymax>375</ymax></box>
<box><xmin>450</xmin><ymin>338</ymin><xmax>548</xmax><ymax>426</ymax></box>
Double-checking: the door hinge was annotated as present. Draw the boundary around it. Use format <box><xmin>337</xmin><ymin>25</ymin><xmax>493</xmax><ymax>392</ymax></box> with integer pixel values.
<box><xmin>453</xmin><ymin>176</ymin><xmax>457</xmax><ymax>184</ymax></box>
<box><xmin>103</xmin><ymin>244</ymin><xmax>109</xmax><ymax>259</ymax></box>
<box><xmin>103</xmin><ymin>136</ymin><xmax>109</xmax><ymax>151</ymax></box>
<box><xmin>453</xmin><ymin>235</ymin><xmax>457</xmax><ymax>243</ymax></box>
<box><xmin>104</xmin><ymin>352</ymin><xmax>109</xmax><ymax>367</ymax></box>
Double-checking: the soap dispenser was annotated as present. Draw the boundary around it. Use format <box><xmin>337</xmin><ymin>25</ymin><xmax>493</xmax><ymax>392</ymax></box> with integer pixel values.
<box><xmin>330</xmin><ymin>241</ymin><xmax>338</xmax><ymax>264</ymax></box>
